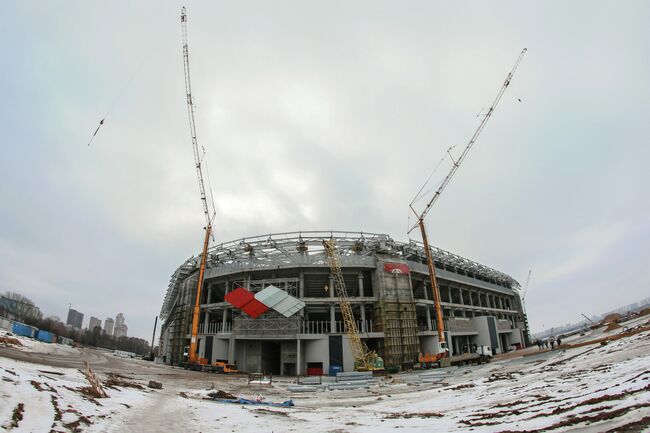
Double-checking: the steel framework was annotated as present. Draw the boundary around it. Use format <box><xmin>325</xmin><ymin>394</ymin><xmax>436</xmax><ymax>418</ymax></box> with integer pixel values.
<box><xmin>160</xmin><ymin>231</ymin><xmax>520</xmax><ymax>322</ymax></box>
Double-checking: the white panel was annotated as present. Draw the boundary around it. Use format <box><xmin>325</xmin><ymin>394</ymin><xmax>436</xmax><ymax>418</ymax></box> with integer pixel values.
<box><xmin>274</xmin><ymin>295</ymin><xmax>305</xmax><ymax>317</ymax></box>
<box><xmin>255</xmin><ymin>285</ymin><xmax>288</xmax><ymax>308</ymax></box>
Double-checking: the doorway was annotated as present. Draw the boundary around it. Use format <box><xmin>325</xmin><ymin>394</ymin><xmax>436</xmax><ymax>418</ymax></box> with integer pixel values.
<box><xmin>261</xmin><ymin>341</ymin><xmax>281</xmax><ymax>375</ymax></box>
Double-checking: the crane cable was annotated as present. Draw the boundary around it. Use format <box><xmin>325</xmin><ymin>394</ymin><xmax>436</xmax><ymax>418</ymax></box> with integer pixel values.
<box><xmin>86</xmin><ymin>40</ymin><xmax>161</xmax><ymax>146</ymax></box>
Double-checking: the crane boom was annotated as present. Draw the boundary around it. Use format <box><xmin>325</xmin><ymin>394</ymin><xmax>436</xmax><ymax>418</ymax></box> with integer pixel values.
<box><xmin>409</xmin><ymin>49</ymin><xmax>527</xmax><ymax>350</ymax></box>
<box><xmin>408</xmin><ymin>48</ymin><xmax>527</xmax><ymax>231</ymax></box>
<box><xmin>323</xmin><ymin>240</ymin><xmax>377</xmax><ymax>370</ymax></box>
<box><xmin>323</xmin><ymin>240</ymin><xmax>366</xmax><ymax>364</ymax></box>
<box><xmin>522</xmin><ymin>269</ymin><xmax>532</xmax><ymax>299</ymax></box>
<box><xmin>181</xmin><ymin>7</ymin><xmax>211</xmax><ymax>228</ymax></box>
<box><xmin>181</xmin><ymin>7</ymin><xmax>213</xmax><ymax>366</ymax></box>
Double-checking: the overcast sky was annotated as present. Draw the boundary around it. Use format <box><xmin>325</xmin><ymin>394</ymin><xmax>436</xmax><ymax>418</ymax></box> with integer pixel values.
<box><xmin>1</xmin><ymin>1</ymin><xmax>648</xmax><ymax>339</ymax></box>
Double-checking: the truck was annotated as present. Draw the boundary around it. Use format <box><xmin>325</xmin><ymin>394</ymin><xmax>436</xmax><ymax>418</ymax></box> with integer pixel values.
<box><xmin>439</xmin><ymin>346</ymin><xmax>493</xmax><ymax>368</ymax></box>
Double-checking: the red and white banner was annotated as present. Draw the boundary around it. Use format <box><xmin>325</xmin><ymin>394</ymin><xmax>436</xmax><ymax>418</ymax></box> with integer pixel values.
<box><xmin>383</xmin><ymin>262</ymin><xmax>410</xmax><ymax>275</ymax></box>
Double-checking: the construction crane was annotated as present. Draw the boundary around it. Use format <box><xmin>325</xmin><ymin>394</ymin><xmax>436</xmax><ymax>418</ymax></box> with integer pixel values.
<box><xmin>181</xmin><ymin>6</ymin><xmax>215</xmax><ymax>368</ymax></box>
<box><xmin>323</xmin><ymin>239</ymin><xmax>383</xmax><ymax>371</ymax></box>
<box><xmin>521</xmin><ymin>269</ymin><xmax>532</xmax><ymax>300</ymax></box>
<box><xmin>520</xmin><ymin>269</ymin><xmax>532</xmax><ymax>345</ymax></box>
<box><xmin>408</xmin><ymin>48</ymin><xmax>527</xmax><ymax>357</ymax></box>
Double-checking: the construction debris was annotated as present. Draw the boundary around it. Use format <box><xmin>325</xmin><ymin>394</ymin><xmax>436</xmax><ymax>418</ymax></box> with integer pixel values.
<box><xmin>211</xmin><ymin>397</ymin><xmax>295</xmax><ymax>407</ymax></box>
<box><xmin>82</xmin><ymin>361</ymin><xmax>107</xmax><ymax>398</ymax></box>
<box><xmin>148</xmin><ymin>380</ymin><xmax>163</xmax><ymax>389</ymax></box>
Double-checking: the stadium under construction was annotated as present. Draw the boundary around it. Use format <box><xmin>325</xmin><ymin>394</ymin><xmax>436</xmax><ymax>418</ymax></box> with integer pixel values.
<box><xmin>159</xmin><ymin>231</ymin><xmax>529</xmax><ymax>375</ymax></box>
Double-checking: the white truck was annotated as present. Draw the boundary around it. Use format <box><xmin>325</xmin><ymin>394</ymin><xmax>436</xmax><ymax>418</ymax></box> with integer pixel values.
<box><xmin>439</xmin><ymin>346</ymin><xmax>492</xmax><ymax>367</ymax></box>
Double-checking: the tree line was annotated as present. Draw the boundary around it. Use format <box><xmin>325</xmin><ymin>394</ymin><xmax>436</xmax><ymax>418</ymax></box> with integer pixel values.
<box><xmin>1</xmin><ymin>291</ymin><xmax>152</xmax><ymax>356</ymax></box>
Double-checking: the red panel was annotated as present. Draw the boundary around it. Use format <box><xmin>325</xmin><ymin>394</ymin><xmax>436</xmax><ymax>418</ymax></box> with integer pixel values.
<box><xmin>224</xmin><ymin>287</ymin><xmax>254</xmax><ymax>308</ymax></box>
<box><xmin>383</xmin><ymin>262</ymin><xmax>410</xmax><ymax>275</ymax></box>
<box><xmin>240</xmin><ymin>298</ymin><xmax>269</xmax><ymax>318</ymax></box>
<box><xmin>306</xmin><ymin>367</ymin><xmax>323</xmax><ymax>376</ymax></box>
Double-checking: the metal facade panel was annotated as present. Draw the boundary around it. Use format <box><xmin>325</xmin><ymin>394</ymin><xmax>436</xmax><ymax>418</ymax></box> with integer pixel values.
<box><xmin>255</xmin><ymin>285</ymin><xmax>288</xmax><ymax>308</ymax></box>
<box><xmin>240</xmin><ymin>299</ymin><xmax>269</xmax><ymax>318</ymax></box>
<box><xmin>224</xmin><ymin>287</ymin><xmax>254</xmax><ymax>309</ymax></box>
<box><xmin>273</xmin><ymin>296</ymin><xmax>305</xmax><ymax>317</ymax></box>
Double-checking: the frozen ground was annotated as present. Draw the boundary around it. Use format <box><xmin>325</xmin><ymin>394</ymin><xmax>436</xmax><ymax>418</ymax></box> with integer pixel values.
<box><xmin>1</xmin><ymin>321</ymin><xmax>649</xmax><ymax>432</ymax></box>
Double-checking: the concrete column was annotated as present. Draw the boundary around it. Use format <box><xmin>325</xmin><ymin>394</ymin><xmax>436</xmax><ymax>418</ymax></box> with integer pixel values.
<box><xmin>299</xmin><ymin>270</ymin><xmax>305</xmax><ymax>298</ymax></box>
<box><xmin>459</xmin><ymin>288</ymin><xmax>464</xmax><ymax>305</ymax></box>
<box><xmin>426</xmin><ymin>306</ymin><xmax>432</xmax><ymax>331</ymax></box>
<box><xmin>329</xmin><ymin>274</ymin><xmax>335</xmax><ymax>298</ymax></box>
<box><xmin>203</xmin><ymin>311</ymin><xmax>210</xmax><ymax>334</ymax></box>
<box><xmin>498</xmin><ymin>297</ymin><xmax>504</xmax><ymax>310</ymax></box>
<box><xmin>330</xmin><ymin>304</ymin><xmax>336</xmax><ymax>332</ymax></box>
<box><xmin>469</xmin><ymin>291</ymin><xmax>475</xmax><ymax>306</ymax></box>
<box><xmin>358</xmin><ymin>273</ymin><xmax>364</xmax><ymax>297</ymax></box>
<box><xmin>360</xmin><ymin>304</ymin><xmax>366</xmax><ymax>332</ymax></box>
<box><xmin>296</xmin><ymin>339</ymin><xmax>302</xmax><ymax>376</ymax></box>
<box><xmin>423</xmin><ymin>281</ymin><xmax>429</xmax><ymax>300</ymax></box>
<box><xmin>222</xmin><ymin>309</ymin><xmax>228</xmax><ymax>332</ymax></box>
<box><xmin>228</xmin><ymin>336</ymin><xmax>235</xmax><ymax>363</ymax></box>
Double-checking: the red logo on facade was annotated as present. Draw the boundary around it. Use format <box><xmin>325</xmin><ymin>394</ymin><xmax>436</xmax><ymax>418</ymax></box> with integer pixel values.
<box><xmin>383</xmin><ymin>262</ymin><xmax>410</xmax><ymax>275</ymax></box>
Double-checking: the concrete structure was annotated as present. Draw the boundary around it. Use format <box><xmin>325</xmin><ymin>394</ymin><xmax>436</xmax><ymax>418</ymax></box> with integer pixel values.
<box><xmin>114</xmin><ymin>313</ymin><xmax>127</xmax><ymax>338</ymax></box>
<box><xmin>159</xmin><ymin>231</ymin><xmax>529</xmax><ymax>374</ymax></box>
<box><xmin>66</xmin><ymin>308</ymin><xmax>84</xmax><ymax>330</ymax></box>
<box><xmin>88</xmin><ymin>316</ymin><xmax>102</xmax><ymax>332</ymax></box>
<box><xmin>104</xmin><ymin>317</ymin><xmax>115</xmax><ymax>336</ymax></box>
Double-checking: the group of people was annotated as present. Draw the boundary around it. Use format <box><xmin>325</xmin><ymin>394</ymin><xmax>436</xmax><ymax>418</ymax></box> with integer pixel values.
<box><xmin>535</xmin><ymin>336</ymin><xmax>562</xmax><ymax>350</ymax></box>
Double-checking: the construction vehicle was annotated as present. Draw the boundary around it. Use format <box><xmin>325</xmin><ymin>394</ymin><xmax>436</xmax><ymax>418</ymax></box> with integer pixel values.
<box><xmin>180</xmin><ymin>7</ymin><xmax>216</xmax><ymax>371</ymax></box>
<box><xmin>323</xmin><ymin>239</ymin><xmax>384</xmax><ymax>372</ymax></box>
<box><xmin>207</xmin><ymin>360</ymin><xmax>239</xmax><ymax>374</ymax></box>
<box><xmin>407</xmin><ymin>48</ymin><xmax>527</xmax><ymax>361</ymax></box>
<box><xmin>216</xmin><ymin>361</ymin><xmax>239</xmax><ymax>374</ymax></box>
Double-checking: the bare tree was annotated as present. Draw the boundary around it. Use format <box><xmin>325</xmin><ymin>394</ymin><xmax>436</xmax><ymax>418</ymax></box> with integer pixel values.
<box><xmin>2</xmin><ymin>291</ymin><xmax>43</xmax><ymax>323</ymax></box>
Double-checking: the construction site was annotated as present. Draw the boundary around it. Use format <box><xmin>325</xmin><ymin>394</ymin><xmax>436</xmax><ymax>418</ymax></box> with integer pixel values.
<box><xmin>155</xmin><ymin>8</ymin><xmax>530</xmax><ymax>378</ymax></box>
<box><xmin>159</xmin><ymin>231</ymin><xmax>529</xmax><ymax>375</ymax></box>
<box><xmin>2</xmin><ymin>3</ymin><xmax>649</xmax><ymax>432</ymax></box>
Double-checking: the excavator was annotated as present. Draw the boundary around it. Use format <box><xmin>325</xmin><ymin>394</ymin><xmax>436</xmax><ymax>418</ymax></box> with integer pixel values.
<box><xmin>323</xmin><ymin>239</ymin><xmax>384</xmax><ymax>371</ymax></box>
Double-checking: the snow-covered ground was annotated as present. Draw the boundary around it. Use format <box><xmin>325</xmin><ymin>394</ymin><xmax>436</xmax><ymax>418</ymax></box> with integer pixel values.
<box><xmin>1</xmin><ymin>324</ymin><xmax>649</xmax><ymax>432</ymax></box>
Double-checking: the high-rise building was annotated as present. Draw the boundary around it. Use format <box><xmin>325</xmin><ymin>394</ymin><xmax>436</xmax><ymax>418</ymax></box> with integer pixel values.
<box><xmin>104</xmin><ymin>317</ymin><xmax>114</xmax><ymax>336</ymax></box>
<box><xmin>113</xmin><ymin>313</ymin><xmax>128</xmax><ymax>338</ymax></box>
<box><xmin>88</xmin><ymin>316</ymin><xmax>101</xmax><ymax>332</ymax></box>
<box><xmin>66</xmin><ymin>308</ymin><xmax>84</xmax><ymax>329</ymax></box>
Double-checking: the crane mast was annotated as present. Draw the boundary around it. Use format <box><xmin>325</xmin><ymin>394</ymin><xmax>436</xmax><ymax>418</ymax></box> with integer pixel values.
<box><xmin>323</xmin><ymin>240</ymin><xmax>375</xmax><ymax>370</ymax></box>
<box><xmin>181</xmin><ymin>6</ymin><xmax>213</xmax><ymax>365</ymax></box>
<box><xmin>409</xmin><ymin>48</ymin><xmax>527</xmax><ymax>350</ymax></box>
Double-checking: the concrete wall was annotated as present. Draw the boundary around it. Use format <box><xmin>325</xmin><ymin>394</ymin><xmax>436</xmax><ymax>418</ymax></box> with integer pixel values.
<box><xmin>342</xmin><ymin>335</ymin><xmax>355</xmax><ymax>372</ymax></box>
<box><xmin>236</xmin><ymin>340</ymin><xmax>262</xmax><ymax>373</ymax></box>
<box><xmin>419</xmin><ymin>336</ymin><xmax>436</xmax><ymax>354</ymax></box>
<box><xmin>304</xmin><ymin>338</ymin><xmax>329</xmax><ymax>372</ymax></box>
<box><xmin>510</xmin><ymin>328</ymin><xmax>523</xmax><ymax>346</ymax></box>
<box><xmin>212</xmin><ymin>338</ymin><xmax>229</xmax><ymax>360</ymax></box>
<box><xmin>470</xmin><ymin>316</ymin><xmax>502</xmax><ymax>353</ymax></box>
<box><xmin>281</xmin><ymin>341</ymin><xmax>297</xmax><ymax>375</ymax></box>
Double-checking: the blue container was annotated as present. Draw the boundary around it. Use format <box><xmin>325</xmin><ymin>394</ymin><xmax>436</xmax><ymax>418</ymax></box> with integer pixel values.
<box><xmin>12</xmin><ymin>322</ymin><xmax>36</xmax><ymax>338</ymax></box>
<box><xmin>36</xmin><ymin>330</ymin><xmax>56</xmax><ymax>343</ymax></box>
<box><xmin>329</xmin><ymin>365</ymin><xmax>343</xmax><ymax>376</ymax></box>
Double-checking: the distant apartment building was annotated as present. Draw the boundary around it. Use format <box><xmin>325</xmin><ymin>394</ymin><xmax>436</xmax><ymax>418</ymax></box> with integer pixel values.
<box><xmin>88</xmin><ymin>316</ymin><xmax>101</xmax><ymax>332</ymax></box>
<box><xmin>66</xmin><ymin>308</ymin><xmax>84</xmax><ymax>330</ymax></box>
<box><xmin>113</xmin><ymin>313</ymin><xmax>128</xmax><ymax>338</ymax></box>
<box><xmin>104</xmin><ymin>317</ymin><xmax>115</xmax><ymax>336</ymax></box>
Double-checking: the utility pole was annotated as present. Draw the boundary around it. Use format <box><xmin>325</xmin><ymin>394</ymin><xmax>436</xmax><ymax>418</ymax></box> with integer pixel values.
<box><xmin>150</xmin><ymin>316</ymin><xmax>158</xmax><ymax>361</ymax></box>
